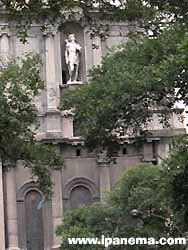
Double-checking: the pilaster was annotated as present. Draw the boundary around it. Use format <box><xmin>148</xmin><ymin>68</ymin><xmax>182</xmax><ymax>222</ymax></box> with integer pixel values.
<box><xmin>51</xmin><ymin>170</ymin><xmax>63</xmax><ymax>250</ymax></box>
<box><xmin>92</xmin><ymin>36</ymin><xmax>103</xmax><ymax>66</ymax></box>
<box><xmin>4</xmin><ymin>166</ymin><xmax>20</xmax><ymax>250</ymax></box>
<box><xmin>0</xmin><ymin>30</ymin><xmax>10</xmax><ymax>65</ymax></box>
<box><xmin>0</xmin><ymin>161</ymin><xmax>5</xmax><ymax>250</ymax></box>
<box><xmin>97</xmin><ymin>150</ymin><xmax>111</xmax><ymax>202</ymax></box>
<box><xmin>43</xmin><ymin>23</ymin><xmax>61</xmax><ymax>133</ymax></box>
<box><xmin>62</xmin><ymin>110</ymin><xmax>74</xmax><ymax>138</ymax></box>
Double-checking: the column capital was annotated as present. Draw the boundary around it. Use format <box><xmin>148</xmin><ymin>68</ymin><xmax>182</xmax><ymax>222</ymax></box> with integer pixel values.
<box><xmin>97</xmin><ymin>150</ymin><xmax>111</xmax><ymax>165</ymax></box>
<box><xmin>0</xmin><ymin>27</ymin><xmax>11</xmax><ymax>37</ymax></box>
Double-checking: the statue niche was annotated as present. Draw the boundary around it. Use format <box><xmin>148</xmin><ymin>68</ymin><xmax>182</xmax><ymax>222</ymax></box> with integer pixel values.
<box><xmin>65</xmin><ymin>34</ymin><xmax>81</xmax><ymax>83</ymax></box>
<box><xmin>61</xmin><ymin>23</ymin><xmax>85</xmax><ymax>84</ymax></box>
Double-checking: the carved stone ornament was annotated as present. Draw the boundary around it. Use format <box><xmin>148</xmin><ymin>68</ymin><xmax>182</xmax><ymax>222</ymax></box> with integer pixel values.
<box><xmin>48</xmin><ymin>87</ymin><xmax>57</xmax><ymax>102</ymax></box>
<box><xmin>60</xmin><ymin>7</ymin><xmax>84</xmax><ymax>23</ymax></box>
<box><xmin>62</xmin><ymin>108</ymin><xmax>75</xmax><ymax>117</ymax></box>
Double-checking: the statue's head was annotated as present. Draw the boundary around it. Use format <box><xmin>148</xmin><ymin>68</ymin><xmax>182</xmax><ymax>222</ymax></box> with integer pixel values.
<box><xmin>68</xmin><ymin>34</ymin><xmax>75</xmax><ymax>42</ymax></box>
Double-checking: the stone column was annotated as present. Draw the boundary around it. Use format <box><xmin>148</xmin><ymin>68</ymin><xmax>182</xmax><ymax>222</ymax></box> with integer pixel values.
<box><xmin>51</xmin><ymin>170</ymin><xmax>63</xmax><ymax>250</ymax></box>
<box><xmin>92</xmin><ymin>36</ymin><xmax>103</xmax><ymax>66</ymax></box>
<box><xmin>97</xmin><ymin>150</ymin><xmax>111</xmax><ymax>202</ymax></box>
<box><xmin>0</xmin><ymin>161</ymin><xmax>5</xmax><ymax>250</ymax></box>
<box><xmin>0</xmin><ymin>31</ymin><xmax>10</xmax><ymax>250</ymax></box>
<box><xmin>4</xmin><ymin>166</ymin><xmax>20</xmax><ymax>250</ymax></box>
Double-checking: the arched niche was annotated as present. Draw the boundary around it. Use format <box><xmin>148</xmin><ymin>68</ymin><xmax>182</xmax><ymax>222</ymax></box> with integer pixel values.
<box><xmin>60</xmin><ymin>22</ymin><xmax>86</xmax><ymax>84</ymax></box>
<box><xmin>63</xmin><ymin>177</ymin><xmax>100</xmax><ymax>210</ymax></box>
<box><xmin>17</xmin><ymin>181</ymin><xmax>52</xmax><ymax>250</ymax></box>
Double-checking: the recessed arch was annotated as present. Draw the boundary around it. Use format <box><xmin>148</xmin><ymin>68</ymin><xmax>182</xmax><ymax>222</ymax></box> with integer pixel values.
<box><xmin>63</xmin><ymin>177</ymin><xmax>100</xmax><ymax>209</ymax></box>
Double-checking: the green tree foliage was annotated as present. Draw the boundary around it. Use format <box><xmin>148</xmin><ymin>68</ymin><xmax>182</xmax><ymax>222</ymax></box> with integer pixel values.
<box><xmin>0</xmin><ymin>54</ymin><xmax>64</xmax><ymax>197</ymax></box>
<box><xmin>162</xmin><ymin>138</ymin><xmax>188</xmax><ymax>233</ymax></box>
<box><xmin>57</xmin><ymin>162</ymin><xmax>187</xmax><ymax>250</ymax></box>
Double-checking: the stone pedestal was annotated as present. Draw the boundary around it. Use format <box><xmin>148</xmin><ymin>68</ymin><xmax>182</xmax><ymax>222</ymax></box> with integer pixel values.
<box><xmin>62</xmin><ymin>112</ymin><xmax>74</xmax><ymax>138</ymax></box>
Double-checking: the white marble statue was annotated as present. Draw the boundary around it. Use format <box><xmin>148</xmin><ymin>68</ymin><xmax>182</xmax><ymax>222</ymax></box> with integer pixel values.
<box><xmin>65</xmin><ymin>34</ymin><xmax>82</xmax><ymax>83</ymax></box>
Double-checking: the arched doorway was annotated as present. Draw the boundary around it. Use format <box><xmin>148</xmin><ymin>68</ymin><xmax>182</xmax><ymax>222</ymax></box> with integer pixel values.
<box><xmin>17</xmin><ymin>182</ymin><xmax>52</xmax><ymax>250</ymax></box>
<box><xmin>25</xmin><ymin>190</ymin><xmax>44</xmax><ymax>250</ymax></box>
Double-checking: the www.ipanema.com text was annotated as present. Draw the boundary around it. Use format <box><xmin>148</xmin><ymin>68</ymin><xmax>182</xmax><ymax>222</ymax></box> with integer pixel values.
<box><xmin>67</xmin><ymin>236</ymin><xmax>187</xmax><ymax>247</ymax></box>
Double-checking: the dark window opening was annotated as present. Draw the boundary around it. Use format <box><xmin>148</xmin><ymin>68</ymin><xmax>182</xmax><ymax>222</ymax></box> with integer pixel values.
<box><xmin>76</xmin><ymin>149</ymin><xmax>81</xmax><ymax>157</ymax></box>
<box><xmin>122</xmin><ymin>147</ymin><xmax>127</xmax><ymax>155</ymax></box>
<box><xmin>73</xmin><ymin>120</ymin><xmax>81</xmax><ymax>137</ymax></box>
<box><xmin>152</xmin><ymin>141</ymin><xmax>157</xmax><ymax>158</ymax></box>
<box><xmin>62</xmin><ymin>70</ymin><xmax>67</xmax><ymax>84</ymax></box>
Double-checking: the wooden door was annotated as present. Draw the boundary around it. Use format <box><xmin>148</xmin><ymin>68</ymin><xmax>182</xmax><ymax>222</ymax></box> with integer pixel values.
<box><xmin>25</xmin><ymin>190</ymin><xmax>44</xmax><ymax>250</ymax></box>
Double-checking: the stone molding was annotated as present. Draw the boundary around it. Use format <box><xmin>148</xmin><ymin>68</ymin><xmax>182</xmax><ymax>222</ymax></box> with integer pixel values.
<box><xmin>51</xmin><ymin>244</ymin><xmax>61</xmax><ymax>250</ymax></box>
<box><xmin>0</xmin><ymin>30</ymin><xmax>10</xmax><ymax>37</ymax></box>
<box><xmin>6</xmin><ymin>248</ymin><xmax>21</xmax><ymax>250</ymax></box>
<box><xmin>63</xmin><ymin>176</ymin><xmax>99</xmax><ymax>200</ymax></box>
<box><xmin>17</xmin><ymin>181</ymin><xmax>42</xmax><ymax>202</ymax></box>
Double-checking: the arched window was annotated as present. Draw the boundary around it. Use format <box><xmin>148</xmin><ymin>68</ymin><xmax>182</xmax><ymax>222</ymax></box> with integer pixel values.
<box><xmin>63</xmin><ymin>177</ymin><xmax>100</xmax><ymax>210</ymax></box>
<box><xmin>70</xmin><ymin>185</ymin><xmax>92</xmax><ymax>209</ymax></box>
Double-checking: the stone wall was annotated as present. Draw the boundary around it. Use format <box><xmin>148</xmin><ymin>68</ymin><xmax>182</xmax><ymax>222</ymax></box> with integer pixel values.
<box><xmin>0</xmin><ymin>18</ymin><xmax>185</xmax><ymax>250</ymax></box>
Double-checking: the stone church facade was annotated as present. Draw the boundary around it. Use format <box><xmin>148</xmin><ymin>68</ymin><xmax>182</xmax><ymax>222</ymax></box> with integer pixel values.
<box><xmin>0</xmin><ymin>13</ymin><xmax>185</xmax><ymax>250</ymax></box>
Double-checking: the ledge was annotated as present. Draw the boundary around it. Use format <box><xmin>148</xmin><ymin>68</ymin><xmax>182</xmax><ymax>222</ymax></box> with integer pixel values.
<box><xmin>36</xmin><ymin>128</ymin><xmax>185</xmax><ymax>144</ymax></box>
<box><xmin>60</xmin><ymin>81</ymin><xmax>84</xmax><ymax>89</ymax></box>
<box><xmin>37</xmin><ymin>133</ymin><xmax>85</xmax><ymax>145</ymax></box>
